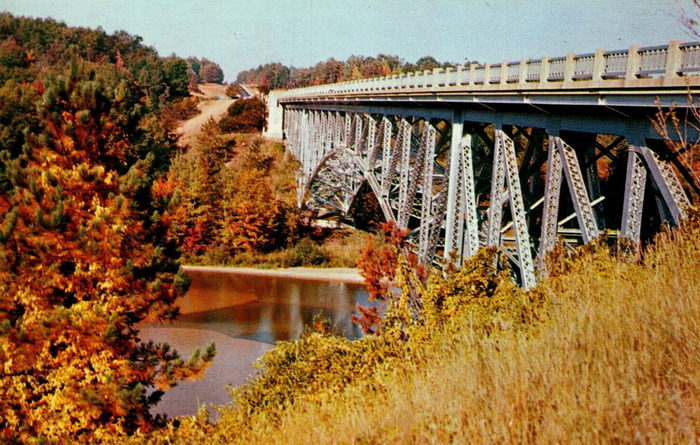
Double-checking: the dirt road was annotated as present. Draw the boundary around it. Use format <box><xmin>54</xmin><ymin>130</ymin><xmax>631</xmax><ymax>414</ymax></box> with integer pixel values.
<box><xmin>175</xmin><ymin>83</ymin><xmax>234</xmax><ymax>147</ymax></box>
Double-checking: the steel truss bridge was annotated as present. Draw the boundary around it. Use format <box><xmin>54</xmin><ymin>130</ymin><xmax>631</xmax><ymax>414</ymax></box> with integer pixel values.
<box><xmin>265</xmin><ymin>41</ymin><xmax>700</xmax><ymax>288</ymax></box>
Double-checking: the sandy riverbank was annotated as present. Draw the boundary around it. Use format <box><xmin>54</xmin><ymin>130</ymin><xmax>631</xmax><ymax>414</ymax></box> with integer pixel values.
<box><xmin>182</xmin><ymin>265</ymin><xmax>365</xmax><ymax>284</ymax></box>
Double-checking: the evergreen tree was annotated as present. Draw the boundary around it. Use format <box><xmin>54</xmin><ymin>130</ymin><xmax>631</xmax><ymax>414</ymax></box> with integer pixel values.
<box><xmin>0</xmin><ymin>60</ymin><xmax>214</xmax><ymax>442</ymax></box>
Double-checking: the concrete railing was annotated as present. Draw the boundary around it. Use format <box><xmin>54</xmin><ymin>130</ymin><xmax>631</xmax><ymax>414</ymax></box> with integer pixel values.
<box><xmin>275</xmin><ymin>41</ymin><xmax>700</xmax><ymax>102</ymax></box>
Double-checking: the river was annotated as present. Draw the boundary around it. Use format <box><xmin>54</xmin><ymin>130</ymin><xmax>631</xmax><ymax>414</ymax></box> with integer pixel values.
<box><xmin>139</xmin><ymin>267</ymin><xmax>369</xmax><ymax>418</ymax></box>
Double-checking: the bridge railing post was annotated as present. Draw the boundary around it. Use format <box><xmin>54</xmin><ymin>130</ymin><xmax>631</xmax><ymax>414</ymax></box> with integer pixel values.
<box><xmin>468</xmin><ymin>63</ymin><xmax>478</xmax><ymax>86</ymax></box>
<box><xmin>483</xmin><ymin>63</ymin><xmax>492</xmax><ymax>85</ymax></box>
<box><xmin>518</xmin><ymin>58</ymin><xmax>528</xmax><ymax>87</ymax></box>
<box><xmin>563</xmin><ymin>53</ymin><xmax>576</xmax><ymax>87</ymax></box>
<box><xmin>664</xmin><ymin>40</ymin><xmax>683</xmax><ymax>81</ymax></box>
<box><xmin>592</xmin><ymin>49</ymin><xmax>606</xmax><ymax>82</ymax></box>
<box><xmin>455</xmin><ymin>65</ymin><xmax>464</xmax><ymax>86</ymax></box>
<box><xmin>500</xmin><ymin>61</ymin><xmax>509</xmax><ymax>87</ymax></box>
<box><xmin>539</xmin><ymin>57</ymin><xmax>550</xmax><ymax>87</ymax></box>
<box><xmin>625</xmin><ymin>45</ymin><xmax>641</xmax><ymax>81</ymax></box>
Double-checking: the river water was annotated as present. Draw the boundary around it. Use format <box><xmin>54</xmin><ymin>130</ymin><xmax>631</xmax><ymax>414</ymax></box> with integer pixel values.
<box><xmin>139</xmin><ymin>268</ymin><xmax>369</xmax><ymax>418</ymax></box>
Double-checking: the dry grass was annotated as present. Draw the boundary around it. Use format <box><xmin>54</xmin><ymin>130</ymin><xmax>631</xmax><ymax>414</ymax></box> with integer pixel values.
<box><xmin>193</xmin><ymin>220</ymin><xmax>700</xmax><ymax>444</ymax></box>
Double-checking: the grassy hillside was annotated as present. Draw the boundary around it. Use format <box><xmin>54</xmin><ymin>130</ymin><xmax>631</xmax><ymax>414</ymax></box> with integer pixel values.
<box><xmin>132</xmin><ymin>213</ymin><xmax>700</xmax><ymax>444</ymax></box>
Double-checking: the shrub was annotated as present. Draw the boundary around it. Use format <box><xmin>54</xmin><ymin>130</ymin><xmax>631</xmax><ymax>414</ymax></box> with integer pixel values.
<box><xmin>161</xmin><ymin>96</ymin><xmax>200</xmax><ymax>130</ymax></box>
<box><xmin>218</xmin><ymin>97</ymin><xmax>267</xmax><ymax>133</ymax></box>
<box><xmin>283</xmin><ymin>238</ymin><xmax>328</xmax><ymax>266</ymax></box>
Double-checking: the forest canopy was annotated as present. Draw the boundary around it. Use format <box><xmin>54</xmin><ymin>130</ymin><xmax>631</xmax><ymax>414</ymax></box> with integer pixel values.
<box><xmin>235</xmin><ymin>54</ymin><xmax>461</xmax><ymax>92</ymax></box>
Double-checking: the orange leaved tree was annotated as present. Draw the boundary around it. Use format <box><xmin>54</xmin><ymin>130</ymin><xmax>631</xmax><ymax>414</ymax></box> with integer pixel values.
<box><xmin>0</xmin><ymin>60</ymin><xmax>213</xmax><ymax>441</ymax></box>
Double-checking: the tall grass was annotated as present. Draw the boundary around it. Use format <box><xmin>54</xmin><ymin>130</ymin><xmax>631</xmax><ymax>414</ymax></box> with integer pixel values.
<box><xmin>141</xmin><ymin>217</ymin><xmax>700</xmax><ymax>444</ymax></box>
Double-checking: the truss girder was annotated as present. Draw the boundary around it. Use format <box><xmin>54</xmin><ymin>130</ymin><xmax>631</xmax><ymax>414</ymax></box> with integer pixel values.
<box><xmin>283</xmin><ymin>106</ymin><xmax>693</xmax><ymax>290</ymax></box>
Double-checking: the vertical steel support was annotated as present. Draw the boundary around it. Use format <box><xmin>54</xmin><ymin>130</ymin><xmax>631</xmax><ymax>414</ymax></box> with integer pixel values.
<box><xmin>324</xmin><ymin>111</ymin><xmax>333</xmax><ymax>153</ymax></box>
<box><xmin>380</xmin><ymin>117</ymin><xmax>393</xmax><ymax>185</ymax></box>
<box><xmin>556</xmin><ymin>137</ymin><xmax>600</xmax><ymax>243</ymax></box>
<box><xmin>621</xmin><ymin>145</ymin><xmax>690</xmax><ymax>241</ymax></box>
<box><xmin>397</xmin><ymin>119</ymin><xmax>413</xmax><ymax>227</ymax></box>
<box><xmin>319</xmin><ymin>111</ymin><xmax>328</xmax><ymax>156</ymax></box>
<box><xmin>418</xmin><ymin>123</ymin><xmax>437</xmax><ymax>263</ymax></box>
<box><xmin>382</xmin><ymin>118</ymin><xmax>404</xmax><ymax>201</ymax></box>
<box><xmin>444</xmin><ymin>119</ymin><xmax>464</xmax><ymax>260</ymax></box>
<box><xmin>487</xmin><ymin>128</ymin><xmax>536</xmax><ymax>289</ymax></box>
<box><xmin>354</xmin><ymin>114</ymin><xmax>365</xmax><ymax>154</ymax></box>
<box><xmin>501</xmin><ymin>130</ymin><xmax>536</xmax><ymax>289</ymax></box>
<box><xmin>333</xmin><ymin>112</ymin><xmax>342</xmax><ymax>147</ymax></box>
<box><xmin>460</xmin><ymin>133</ymin><xmax>480</xmax><ymax>259</ymax></box>
<box><xmin>537</xmin><ymin>136</ymin><xmax>564</xmax><ymax>267</ymax></box>
<box><xmin>486</xmin><ymin>130</ymin><xmax>506</xmax><ymax>247</ymax></box>
<box><xmin>311</xmin><ymin>111</ymin><xmax>320</xmax><ymax>174</ymax></box>
<box><xmin>297</xmin><ymin>109</ymin><xmax>311</xmax><ymax>206</ymax></box>
<box><xmin>366</xmin><ymin>116</ymin><xmax>379</xmax><ymax>170</ymax></box>
<box><xmin>362</xmin><ymin>117</ymin><xmax>396</xmax><ymax>224</ymax></box>
<box><xmin>444</xmin><ymin>119</ymin><xmax>479</xmax><ymax>263</ymax></box>
<box><xmin>344</xmin><ymin>112</ymin><xmax>353</xmax><ymax>147</ymax></box>
<box><xmin>620</xmin><ymin>149</ymin><xmax>647</xmax><ymax>241</ymax></box>
<box><xmin>400</xmin><ymin>121</ymin><xmax>428</xmax><ymax>230</ymax></box>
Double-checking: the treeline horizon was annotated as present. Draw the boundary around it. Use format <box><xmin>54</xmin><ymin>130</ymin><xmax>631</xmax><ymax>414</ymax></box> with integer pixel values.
<box><xmin>0</xmin><ymin>12</ymin><xmax>225</xmax><ymax>91</ymax></box>
<box><xmin>235</xmin><ymin>54</ymin><xmax>467</xmax><ymax>92</ymax></box>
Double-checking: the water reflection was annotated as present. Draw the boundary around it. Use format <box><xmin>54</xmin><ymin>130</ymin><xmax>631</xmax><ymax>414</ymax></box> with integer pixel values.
<box><xmin>170</xmin><ymin>269</ymin><xmax>370</xmax><ymax>343</ymax></box>
<box><xmin>142</xmin><ymin>269</ymin><xmax>370</xmax><ymax>417</ymax></box>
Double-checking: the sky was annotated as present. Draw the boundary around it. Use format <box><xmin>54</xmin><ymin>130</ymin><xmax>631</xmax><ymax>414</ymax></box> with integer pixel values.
<box><xmin>2</xmin><ymin>0</ymin><xmax>695</xmax><ymax>82</ymax></box>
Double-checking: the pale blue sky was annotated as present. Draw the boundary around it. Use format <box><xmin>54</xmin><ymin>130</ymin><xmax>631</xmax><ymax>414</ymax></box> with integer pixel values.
<box><xmin>2</xmin><ymin>0</ymin><xmax>693</xmax><ymax>82</ymax></box>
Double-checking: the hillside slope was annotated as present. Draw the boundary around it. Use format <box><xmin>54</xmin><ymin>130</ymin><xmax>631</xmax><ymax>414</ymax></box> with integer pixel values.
<box><xmin>176</xmin><ymin>83</ymin><xmax>234</xmax><ymax>147</ymax></box>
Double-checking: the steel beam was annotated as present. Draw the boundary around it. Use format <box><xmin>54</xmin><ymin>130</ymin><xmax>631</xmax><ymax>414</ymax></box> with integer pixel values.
<box><xmin>418</xmin><ymin>123</ymin><xmax>437</xmax><ymax>263</ymax></box>
<box><xmin>500</xmin><ymin>130</ymin><xmax>536</xmax><ymax>289</ymax></box>
<box><xmin>444</xmin><ymin>118</ymin><xmax>480</xmax><ymax>264</ymax></box>
<box><xmin>537</xmin><ymin>136</ymin><xmax>564</xmax><ymax>267</ymax></box>
<box><xmin>555</xmin><ymin>137</ymin><xmax>600</xmax><ymax>243</ymax></box>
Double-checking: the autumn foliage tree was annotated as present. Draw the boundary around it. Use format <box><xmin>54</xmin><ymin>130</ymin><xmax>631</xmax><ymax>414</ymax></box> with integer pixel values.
<box><xmin>353</xmin><ymin>222</ymin><xmax>427</xmax><ymax>334</ymax></box>
<box><xmin>0</xmin><ymin>60</ymin><xmax>214</xmax><ymax>441</ymax></box>
<box><xmin>169</xmin><ymin>134</ymin><xmax>300</xmax><ymax>262</ymax></box>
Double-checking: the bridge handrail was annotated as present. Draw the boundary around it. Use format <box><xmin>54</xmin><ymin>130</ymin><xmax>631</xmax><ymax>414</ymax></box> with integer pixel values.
<box><xmin>275</xmin><ymin>41</ymin><xmax>700</xmax><ymax>102</ymax></box>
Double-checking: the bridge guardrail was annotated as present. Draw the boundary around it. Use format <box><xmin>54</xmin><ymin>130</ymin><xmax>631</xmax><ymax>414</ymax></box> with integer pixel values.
<box><xmin>276</xmin><ymin>41</ymin><xmax>700</xmax><ymax>103</ymax></box>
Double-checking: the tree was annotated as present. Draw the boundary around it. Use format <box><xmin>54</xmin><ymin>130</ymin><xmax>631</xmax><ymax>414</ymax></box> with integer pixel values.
<box><xmin>221</xmin><ymin>168</ymin><xmax>285</xmax><ymax>253</ymax></box>
<box><xmin>218</xmin><ymin>97</ymin><xmax>267</xmax><ymax>133</ymax></box>
<box><xmin>0</xmin><ymin>60</ymin><xmax>214</xmax><ymax>441</ymax></box>
<box><xmin>162</xmin><ymin>57</ymin><xmax>190</xmax><ymax>99</ymax></box>
<box><xmin>200</xmin><ymin>61</ymin><xmax>224</xmax><ymax>83</ymax></box>
<box><xmin>414</xmin><ymin>56</ymin><xmax>440</xmax><ymax>71</ymax></box>
<box><xmin>219</xmin><ymin>138</ymin><xmax>297</xmax><ymax>253</ymax></box>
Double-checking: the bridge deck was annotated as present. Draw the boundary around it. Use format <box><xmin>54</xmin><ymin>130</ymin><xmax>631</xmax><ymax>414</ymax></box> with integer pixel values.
<box><xmin>275</xmin><ymin>41</ymin><xmax>700</xmax><ymax>105</ymax></box>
